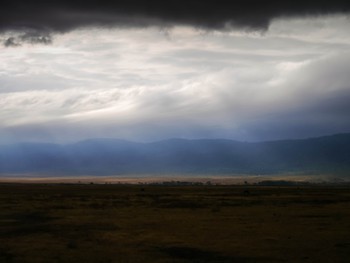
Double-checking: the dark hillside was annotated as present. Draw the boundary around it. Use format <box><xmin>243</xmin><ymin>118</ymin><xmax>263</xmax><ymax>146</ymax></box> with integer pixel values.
<box><xmin>1</xmin><ymin>133</ymin><xmax>350</xmax><ymax>175</ymax></box>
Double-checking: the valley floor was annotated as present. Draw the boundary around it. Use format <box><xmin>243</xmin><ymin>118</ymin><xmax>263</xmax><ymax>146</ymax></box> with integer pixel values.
<box><xmin>0</xmin><ymin>184</ymin><xmax>349</xmax><ymax>262</ymax></box>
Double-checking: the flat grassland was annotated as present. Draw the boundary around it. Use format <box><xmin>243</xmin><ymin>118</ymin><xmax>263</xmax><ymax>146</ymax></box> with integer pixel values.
<box><xmin>0</xmin><ymin>184</ymin><xmax>349</xmax><ymax>262</ymax></box>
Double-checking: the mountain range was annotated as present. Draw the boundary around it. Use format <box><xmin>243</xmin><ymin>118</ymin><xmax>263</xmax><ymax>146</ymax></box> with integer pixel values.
<box><xmin>0</xmin><ymin>133</ymin><xmax>350</xmax><ymax>176</ymax></box>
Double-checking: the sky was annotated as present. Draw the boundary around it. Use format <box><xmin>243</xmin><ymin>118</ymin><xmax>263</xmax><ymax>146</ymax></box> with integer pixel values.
<box><xmin>1</xmin><ymin>1</ymin><xmax>350</xmax><ymax>143</ymax></box>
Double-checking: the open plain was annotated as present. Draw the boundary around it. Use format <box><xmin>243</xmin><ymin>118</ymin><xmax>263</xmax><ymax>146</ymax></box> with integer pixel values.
<box><xmin>0</xmin><ymin>183</ymin><xmax>349</xmax><ymax>263</ymax></box>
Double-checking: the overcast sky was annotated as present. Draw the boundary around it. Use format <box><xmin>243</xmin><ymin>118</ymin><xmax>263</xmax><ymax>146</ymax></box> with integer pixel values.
<box><xmin>1</xmin><ymin>1</ymin><xmax>350</xmax><ymax>143</ymax></box>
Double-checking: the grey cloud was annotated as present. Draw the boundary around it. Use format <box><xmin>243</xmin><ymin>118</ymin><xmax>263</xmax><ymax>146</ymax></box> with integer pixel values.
<box><xmin>3</xmin><ymin>31</ymin><xmax>52</xmax><ymax>47</ymax></box>
<box><xmin>4</xmin><ymin>37</ymin><xmax>20</xmax><ymax>47</ymax></box>
<box><xmin>1</xmin><ymin>18</ymin><xmax>350</xmax><ymax>143</ymax></box>
<box><xmin>236</xmin><ymin>53</ymin><xmax>350</xmax><ymax>141</ymax></box>
<box><xmin>20</xmin><ymin>32</ymin><xmax>52</xmax><ymax>44</ymax></box>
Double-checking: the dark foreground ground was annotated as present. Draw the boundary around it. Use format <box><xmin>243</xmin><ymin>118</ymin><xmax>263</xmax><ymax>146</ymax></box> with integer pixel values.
<box><xmin>0</xmin><ymin>184</ymin><xmax>349</xmax><ymax>263</ymax></box>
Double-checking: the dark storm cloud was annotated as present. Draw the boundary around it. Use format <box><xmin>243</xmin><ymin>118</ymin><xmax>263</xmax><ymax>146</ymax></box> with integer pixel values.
<box><xmin>1</xmin><ymin>0</ymin><xmax>350</xmax><ymax>33</ymax></box>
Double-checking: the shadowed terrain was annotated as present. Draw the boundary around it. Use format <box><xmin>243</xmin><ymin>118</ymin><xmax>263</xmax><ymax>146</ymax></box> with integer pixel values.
<box><xmin>0</xmin><ymin>183</ymin><xmax>349</xmax><ymax>262</ymax></box>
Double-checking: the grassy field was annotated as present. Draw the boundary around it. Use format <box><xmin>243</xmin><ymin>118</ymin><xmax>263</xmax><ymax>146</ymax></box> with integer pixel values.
<box><xmin>0</xmin><ymin>183</ymin><xmax>349</xmax><ymax>262</ymax></box>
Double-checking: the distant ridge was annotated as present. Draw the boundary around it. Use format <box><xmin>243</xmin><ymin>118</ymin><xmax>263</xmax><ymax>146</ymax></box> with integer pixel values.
<box><xmin>1</xmin><ymin>133</ymin><xmax>350</xmax><ymax>176</ymax></box>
